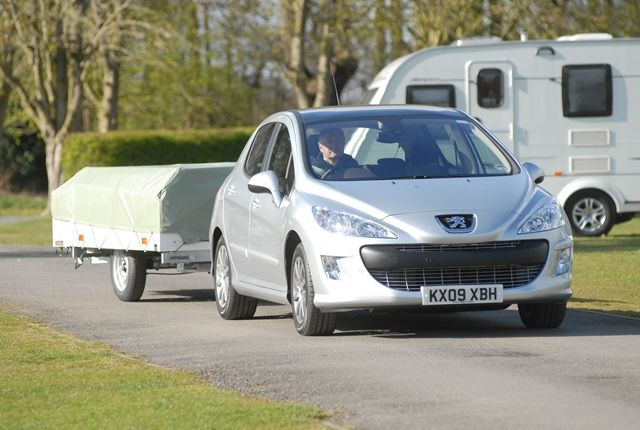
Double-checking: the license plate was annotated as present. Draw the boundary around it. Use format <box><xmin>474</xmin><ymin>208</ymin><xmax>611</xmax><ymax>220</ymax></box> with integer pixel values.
<box><xmin>421</xmin><ymin>285</ymin><xmax>503</xmax><ymax>306</ymax></box>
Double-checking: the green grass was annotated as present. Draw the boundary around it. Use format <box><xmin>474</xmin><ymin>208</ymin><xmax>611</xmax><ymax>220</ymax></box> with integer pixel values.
<box><xmin>0</xmin><ymin>307</ymin><xmax>327</xmax><ymax>430</ymax></box>
<box><xmin>0</xmin><ymin>216</ymin><xmax>52</xmax><ymax>245</ymax></box>
<box><xmin>0</xmin><ymin>194</ymin><xmax>47</xmax><ymax>216</ymax></box>
<box><xmin>569</xmin><ymin>217</ymin><xmax>640</xmax><ymax>318</ymax></box>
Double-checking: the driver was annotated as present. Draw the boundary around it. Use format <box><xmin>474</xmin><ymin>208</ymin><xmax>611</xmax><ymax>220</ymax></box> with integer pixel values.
<box><xmin>311</xmin><ymin>128</ymin><xmax>358</xmax><ymax>178</ymax></box>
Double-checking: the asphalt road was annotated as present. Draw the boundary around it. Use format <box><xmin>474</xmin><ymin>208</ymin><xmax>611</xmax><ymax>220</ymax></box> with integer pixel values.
<box><xmin>1</xmin><ymin>245</ymin><xmax>639</xmax><ymax>430</ymax></box>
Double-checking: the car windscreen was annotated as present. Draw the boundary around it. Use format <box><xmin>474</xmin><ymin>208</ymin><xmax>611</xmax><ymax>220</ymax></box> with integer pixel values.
<box><xmin>304</xmin><ymin>115</ymin><xmax>517</xmax><ymax>181</ymax></box>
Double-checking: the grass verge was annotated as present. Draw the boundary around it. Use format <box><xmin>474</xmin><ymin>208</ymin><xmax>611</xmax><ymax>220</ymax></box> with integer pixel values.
<box><xmin>0</xmin><ymin>307</ymin><xmax>326</xmax><ymax>430</ymax></box>
<box><xmin>0</xmin><ymin>194</ymin><xmax>47</xmax><ymax>216</ymax></box>
<box><xmin>0</xmin><ymin>216</ymin><xmax>51</xmax><ymax>245</ymax></box>
<box><xmin>569</xmin><ymin>217</ymin><xmax>640</xmax><ymax>318</ymax></box>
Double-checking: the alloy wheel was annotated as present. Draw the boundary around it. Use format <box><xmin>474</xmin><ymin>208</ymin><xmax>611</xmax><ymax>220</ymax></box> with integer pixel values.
<box><xmin>571</xmin><ymin>197</ymin><xmax>607</xmax><ymax>234</ymax></box>
<box><xmin>215</xmin><ymin>244</ymin><xmax>230</xmax><ymax>309</ymax></box>
<box><xmin>292</xmin><ymin>255</ymin><xmax>307</xmax><ymax>325</ymax></box>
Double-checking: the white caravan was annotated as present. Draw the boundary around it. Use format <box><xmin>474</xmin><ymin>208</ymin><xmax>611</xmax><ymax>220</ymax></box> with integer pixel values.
<box><xmin>365</xmin><ymin>34</ymin><xmax>640</xmax><ymax>236</ymax></box>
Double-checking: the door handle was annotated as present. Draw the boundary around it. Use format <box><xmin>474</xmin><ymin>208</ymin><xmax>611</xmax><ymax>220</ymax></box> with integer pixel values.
<box><xmin>227</xmin><ymin>185</ymin><xmax>236</xmax><ymax>196</ymax></box>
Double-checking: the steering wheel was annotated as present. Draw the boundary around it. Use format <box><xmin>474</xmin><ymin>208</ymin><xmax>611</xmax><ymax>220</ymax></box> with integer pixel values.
<box><xmin>320</xmin><ymin>166</ymin><xmax>337</xmax><ymax>179</ymax></box>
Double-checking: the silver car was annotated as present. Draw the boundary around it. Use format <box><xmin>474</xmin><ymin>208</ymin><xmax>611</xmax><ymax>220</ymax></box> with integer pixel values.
<box><xmin>209</xmin><ymin>106</ymin><xmax>572</xmax><ymax>336</ymax></box>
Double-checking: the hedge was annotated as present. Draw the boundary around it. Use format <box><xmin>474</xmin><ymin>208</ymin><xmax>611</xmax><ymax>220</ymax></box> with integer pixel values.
<box><xmin>62</xmin><ymin>128</ymin><xmax>253</xmax><ymax>179</ymax></box>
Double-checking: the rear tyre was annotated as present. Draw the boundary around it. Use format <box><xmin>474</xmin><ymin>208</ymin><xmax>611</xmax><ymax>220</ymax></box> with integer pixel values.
<box><xmin>291</xmin><ymin>243</ymin><xmax>336</xmax><ymax>336</ymax></box>
<box><xmin>518</xmin><ymin>302</ymin><xmax>567</xmax><ymax>329</ymax></box>
<box><xmin>110</xmin><ymin>251</ymin><xmax>147</xmax><ymax>302</ymax></box>
<box><xmin>565</xmin><ymin>191</ymin><xmax>614</xmax><ymax>237</ymax></box>
<box><xmin>213</xmin><ymin>237</ymin><xmax>257</xmax><ymax>320</ymax></box>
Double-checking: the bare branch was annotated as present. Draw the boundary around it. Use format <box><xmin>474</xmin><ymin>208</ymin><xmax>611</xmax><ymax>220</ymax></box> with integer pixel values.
<box><xmin>0</xmin><ymin>60</ymin><xmax>44</xmax><ymax>126</ymax></box>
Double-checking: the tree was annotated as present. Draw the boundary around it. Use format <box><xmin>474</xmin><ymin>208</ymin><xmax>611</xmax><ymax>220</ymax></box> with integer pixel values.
<box><xmin>0</xmin><ymin>0</ymin><xmax>140</xmax><ymax>211</ymax></box>
<box><xmin>0</xmin><ymin>5</ymin><xmax>13</xmax><ymax>142</ymax></box>
<box><xmin>83</xmin><ymin>0</ymin><xmax>127</xmax><ymax>132</ymax></box>
<box><xmin>279</xmin><ymin>0</ymin><xmax>359</xmax><ymax>108</ymax></box>
<box><xmin>408</xmin><ymin>0</ymin><xmax>485</xmax><ymax>48</ymax></box>
<box><xmin>118</xmin><ymin>0</ymin><xmax>285</xmax><ymax>129</ymax></box>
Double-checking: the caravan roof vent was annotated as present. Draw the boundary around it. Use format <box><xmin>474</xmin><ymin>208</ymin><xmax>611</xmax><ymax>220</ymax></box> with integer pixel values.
<box><xmin>557</xmin><ymin>33</ymin><xmax>613</xmax><ymax>41</ymax></box>
<box><xmin>451</xmin><ymin>36</ymin><xmax>502</xmax><ymax>47</ymax></box>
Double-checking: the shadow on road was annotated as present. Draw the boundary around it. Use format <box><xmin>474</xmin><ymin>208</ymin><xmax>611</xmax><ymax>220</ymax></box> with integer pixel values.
<box><xmin>329</xmin><ymin>308</ymin><xmax>640</xmax><ymax>339</ymax></box>
<box><xmin>143</xmin><ymin>289</ymin><xmax>215</xmax><ymax>302</ymax></box>
<box><xmin>0</xmin><ymin>249</ymin><xmax>59</xmax><ymax>259</ymax></box>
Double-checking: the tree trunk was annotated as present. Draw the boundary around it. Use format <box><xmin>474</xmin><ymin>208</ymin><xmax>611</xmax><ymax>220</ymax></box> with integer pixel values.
<box><xmin>0</xmin><ymin>79</ymin><xmax>10</xmax><ymax>148</ymax></box>
<box><xmin>97</xmin><ymin>48</ymin><xmax>120</xmax><ymax>132</ymax></box>
<box><xmin>283</xmin><ymin>0</ymin><xmax>311</xmax><ymax>108</ymax></box>
<box><xmin>313</xmin><ymin>0</ymin><xmax>335</xmax><ymax>107</ymax></box>
<box><xmin>42</xmin><ymin>128</ymin><xmax>64</xmax><ymax>215</ymax></box>
<box><xmin>373</xmin><ymin>0</ymin><xmax>388</xmax><ymax>72</ymax></box>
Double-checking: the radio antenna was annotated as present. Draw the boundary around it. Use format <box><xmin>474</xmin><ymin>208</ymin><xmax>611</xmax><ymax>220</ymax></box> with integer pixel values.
<box><xmin>330</xmin><ymin>59</ymin><xmax>341</xmax><ymax>106</ymax></box>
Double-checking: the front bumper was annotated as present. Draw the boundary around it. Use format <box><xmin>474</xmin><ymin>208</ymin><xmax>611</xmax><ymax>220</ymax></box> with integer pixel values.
<box><xmin>307</xmin><ymin>233</ymin><xmax>572</xmax><ymax>312</ymax></box>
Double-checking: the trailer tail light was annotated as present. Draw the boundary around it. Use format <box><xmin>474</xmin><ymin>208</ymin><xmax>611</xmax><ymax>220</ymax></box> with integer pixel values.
<box><xmin>141</xmin><ymin>237</ymin><xmax>148</xmax><ymax>245</ymax></box>
<box><xmin>78</xmin><ymin>234</ymin><xmax>84</xmax><ymax>241</ymax></box>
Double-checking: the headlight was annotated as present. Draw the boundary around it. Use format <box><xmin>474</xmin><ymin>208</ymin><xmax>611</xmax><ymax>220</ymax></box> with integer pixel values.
<box><xmin>312</xmin><ymin>206</ymin><xmax>397</xmax><ymax>238</ymax></box>
<box><xmin>518</xmin><ymin>200</ymin><xmax>565</xmax><ymax>234</ymax></box>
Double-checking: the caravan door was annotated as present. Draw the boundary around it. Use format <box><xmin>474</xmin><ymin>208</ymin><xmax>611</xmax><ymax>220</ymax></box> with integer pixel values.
<box><xmin>466</xmin><ymin>61</ymin><xmax>515</xmax><ymax>153</ymax></box>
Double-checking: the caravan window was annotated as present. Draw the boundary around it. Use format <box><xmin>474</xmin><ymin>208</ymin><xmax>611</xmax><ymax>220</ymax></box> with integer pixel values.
<box><xmin>562</xmin><ymin>64</ymin><xmax>612</xmax><ymax>117</ymax></box>
<box><xmin>477</xmin><ymin>69</ymin><xmax>503</xmax><ymax>108</ymax></box>
<box><xmin>406</xmin><ymin>85</ymin><xmax>455</xmax><ymax>107</ymax></box>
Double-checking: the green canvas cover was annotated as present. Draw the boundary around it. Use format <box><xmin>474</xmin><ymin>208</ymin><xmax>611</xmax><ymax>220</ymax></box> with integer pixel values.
<box><xmin>51</xmin><ymin>163</ymin><xmax>235</xmax><ymax>244</ymax></box>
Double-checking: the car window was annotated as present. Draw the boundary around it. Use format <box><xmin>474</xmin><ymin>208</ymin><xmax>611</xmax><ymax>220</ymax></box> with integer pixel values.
<box><xmin>267</xmin><ymin>125</ymin><xmax>293</xmax><ymax>195</ymax></box>
<box><xmin>304</xmin><ymin>114</ymin><xmax>516</xmax><ymax>181</ymax></box>
<box><xmin>245</xmin><ymin>123</ymin><xmax>276</xmax><ymax>176</ymax></box>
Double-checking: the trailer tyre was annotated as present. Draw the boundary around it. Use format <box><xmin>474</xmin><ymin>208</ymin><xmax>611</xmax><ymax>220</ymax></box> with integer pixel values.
<box><xmin>565</xmin><ymin>191</ymin><xmax>614</xmax><ymax>237</ymax></box>
<box><xmin>213</xmin><ymin>238</ymin><xmax>257</xmax><ymax>320</ymax></box>
<box><xmin>110</xmin><ymin>251</ymin><xmax>147</xmax><ymax>302</ymax></box>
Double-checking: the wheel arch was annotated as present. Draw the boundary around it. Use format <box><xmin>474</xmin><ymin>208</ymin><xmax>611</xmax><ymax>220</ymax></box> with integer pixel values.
<box><xmin>210</xmin><ymin>227</ymin><xmax>223</xmax><ymax>273</ymax></box>
<box><xmin>284</xmin><ymin>230</ymin><xmax>302</xmax><ymax>304</ymax></box>
<box><xmin>556</xmin><ymin>179</ymin><xmax>624</xmax><ymax>214</ymax></box>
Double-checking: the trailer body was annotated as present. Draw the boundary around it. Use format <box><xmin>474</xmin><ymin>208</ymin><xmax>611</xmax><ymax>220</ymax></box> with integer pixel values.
<box><xmin>51</xmin><ymin>163</ymin><xmax>234</xmax><ymax>300</ymax></box>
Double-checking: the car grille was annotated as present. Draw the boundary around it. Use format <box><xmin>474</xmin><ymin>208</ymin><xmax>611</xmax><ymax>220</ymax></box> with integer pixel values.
<box><xmin>369</xmin><ymin>264</ymin><xmax>544</xmax><ymax>291</ymax></box>
<box><xmin>361</xmin><ymin>240</ymin><xmax>547</xmax><ymax>291</ymax></box>
<box><xmin>392</xmin><ymin>241</ymin><xmax>522</xmax><ymax>252</ymax></box>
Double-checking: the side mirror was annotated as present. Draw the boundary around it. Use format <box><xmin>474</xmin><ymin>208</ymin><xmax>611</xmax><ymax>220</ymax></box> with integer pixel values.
<box><xmin>248</xmin><ymin>170</ymin><xmax>283</xmax><ymax>207</ymax></box>
<box><xmin>523</xmin><ymin>161</ymin><xmax>545</xmax><ymax>184</ymax></box>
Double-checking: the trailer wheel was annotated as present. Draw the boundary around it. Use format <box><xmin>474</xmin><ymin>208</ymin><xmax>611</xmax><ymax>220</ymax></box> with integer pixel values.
<box><xmin>518</xmin><ymin>302</ymin><xmax>567</xmax><ymax>329</ymax></box>
<box><xmin>565</xmin><ymin>191</ymin><xmax>614</xmax><ymax>237</ymax></box>
<box><xmin>110</xmin><ymin>251</ymin><xmax>147</xmax><ymax>302</ymax></box>
<box><xmin>213</xmin><ymin>237</ymin><xmax>257</xmax><ymax>320</ymax></box>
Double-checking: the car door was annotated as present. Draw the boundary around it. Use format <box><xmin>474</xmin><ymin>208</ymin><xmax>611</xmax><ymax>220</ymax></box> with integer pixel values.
<box><xmin>223</xmin><ymin>122</ymin><xmax>276</xmax><ymax>284</ymax></box>
<box><xmin>246</xmin><ymin>120</ymin><xmax>295</xmax><ymax>292</ymax></box>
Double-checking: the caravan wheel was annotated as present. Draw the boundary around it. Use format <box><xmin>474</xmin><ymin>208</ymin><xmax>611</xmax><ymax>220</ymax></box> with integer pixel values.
<box><xmin>565</xmin><ymin>191</ymin><xmax>614</xmax><ymax>237</ymax></box>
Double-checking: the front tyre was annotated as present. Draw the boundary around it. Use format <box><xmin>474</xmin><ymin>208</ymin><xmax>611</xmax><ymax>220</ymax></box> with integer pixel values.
<box><xmin>518</xmin><ymin>302</ymin><xmax>567</xmax><ymax>329</ymax></box>
<box><xmin>110</xmin><ymin>251</ymin><xmax>147</xmax><ymax>302</ymax></box>
<box><xmin>291</xmin><ymin>243</ymin><xmax>336</xmax><ymax>336</ymax></box>
<box><xmin>213</xmin><ymin>237</ymin><xmax>257</xmax><ymax>320</ymax></box>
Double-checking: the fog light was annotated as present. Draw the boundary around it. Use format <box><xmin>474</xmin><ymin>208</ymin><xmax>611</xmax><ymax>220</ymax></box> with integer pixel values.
<box><xmin>555</xmin><ymin>246</ymin><xmax>572</xmax><ymax>276</ymax></box>
<box><xmin>321</xmin><ymin>256</ymin><xmax>342</xmax><ymax>280</ymax></box>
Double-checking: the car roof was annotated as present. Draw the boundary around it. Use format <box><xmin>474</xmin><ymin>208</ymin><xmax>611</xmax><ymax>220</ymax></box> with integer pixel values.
<box><xmin>291</xmin><ymin>105</ymin><xmax>466</xmax><ymax>124</ymax></box>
